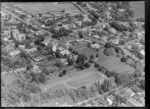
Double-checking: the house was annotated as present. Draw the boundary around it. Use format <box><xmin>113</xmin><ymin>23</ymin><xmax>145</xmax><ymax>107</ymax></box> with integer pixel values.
<box><xmin>124</xmin><ymin>88</ymin><xmax>135</xmax><ymax>97</ymax></box>
<box><xmin>25</xmin><ymin>47</ymin><xmax>37</xmax><ymax>53</ymax></box>
<box><xmin>110</xmin><ymin>38</ymin><xmax>119</xmax><ymax>45</ymax></box>
<box><xmin>101</xmin><ymin>36</ymin><xmax>108</xmax><ymax>43</ymax></box>
<box><xmin>130</xmin><ymin>85</ymin><xmax>143</xmax><ymax>94</ymax></box>
<box><xmin>60</xmin><ymin>50</ymin><xmax>70</xmax><ymax>55</ymax></box>
<box><xmin>91</xmin><ymin>43</ymin><xmax>100</xmax><ymax>49</ymax></box>
<box><xmin>127</xmin><ymin>98</ymin><xmax>143</xmax><ymax>107</ymax></box>
<box><xmin>9</xmin><ymin>50</ymin><xmax>20</xmax><ymax>57</ymax></box>
<box><xmin>119</xmin><ymin>9</ymin><xmax>125</xmax><ymax>12</ymax></box>
<box><xmin>92</xmin><ymin>35</ymin><xmax>100</xmax><ymax>39</ymax></box>
<box><xmin>18</xmin><ymin>45</ymin><xmax>25</xmax><ymax>49</ymax></box>
<box><xmin>34</xmin><ymin>55</ymin><xmax>46</xmax><ymax>62</ymax></box>
<box><xmin>140</xmin><ymin>49</ymin><xmax>145</xmax><ymax>56</ymax></box>
<box><xmin>62</xmin><ymin>24</ymin><xmax>69</xmax><ymax>30</ymax></box>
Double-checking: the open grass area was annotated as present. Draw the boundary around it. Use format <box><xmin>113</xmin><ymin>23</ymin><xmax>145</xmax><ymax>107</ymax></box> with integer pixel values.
<box><xmin>77</xmin><ymin>47</ymin><xmax>98</xmax><ymax>59</ymax></box>
<box><xmin>66</xmin><ymin>70</ymin><xmax>103</xmax><ymax>88</ymax></box>
<box><xmin>98</xmin><ymin>53</ymin><xmax>135</xmax><ymax>74</ymax></box>
<box><xmin>11</xmin><ymin>2</ymin><xmax>81</xmax><ymax>14</ymax></box>
<box><xmin>40</xmin><ymin>67</ymin><xmax>107</xmax><ymax>92</ymax></box>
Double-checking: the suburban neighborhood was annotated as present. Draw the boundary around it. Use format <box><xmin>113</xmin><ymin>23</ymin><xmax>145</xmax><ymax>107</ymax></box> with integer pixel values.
<box><xmin>1</xmin><ymin>2</ymin><xmax>145</xmax><ymax>107</ymax></box>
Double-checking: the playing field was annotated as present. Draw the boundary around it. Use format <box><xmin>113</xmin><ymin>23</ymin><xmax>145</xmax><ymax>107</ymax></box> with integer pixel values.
<box><xmin>11</xmin><ymin>2</ymin><xmax>81</xmax><ymax>15</ymax></box>
<box><xmin>98</xmin><ymin>53</ymin><xmax>135</xmax><ymax>74</ymax></box>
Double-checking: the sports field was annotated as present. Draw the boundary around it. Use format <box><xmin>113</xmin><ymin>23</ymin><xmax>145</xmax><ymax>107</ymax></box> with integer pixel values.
<box><xmin>11</xmin><ymin>2</ymin><xmax>81</xmax><ymax>15</ymax></box>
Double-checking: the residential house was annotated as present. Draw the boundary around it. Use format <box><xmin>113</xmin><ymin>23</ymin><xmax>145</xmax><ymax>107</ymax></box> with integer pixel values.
<box><xmin>62</xmin><ymin>24</ymin><xmax>69</xmax><ymax>30</ymax></box>
<box><xmin>34</xmin><ymin>55</ymin><xmax>46</xmax><ymax>62</ymax></box>
<box><xmin>140</xmin><ymin>49</ymin><xmax>145</xmax><ymax>57</ymax></box>
<box><xmin>25</xmin><ymin>47</ymin><xmax>37</xmax><ymax>53</ymax></box>
<box><xmin>124</xmin><ymin>88</ymin><xmax>135</xmax><ymax>97</ymax></box>
<box><xmin>18</xmin><ymin>45</ymin><xmax>25</xmax><ymax>50</ymax></box>
<box><xmin>60</xmin><ymin>49</ymin><xmax>70</xmax><ymax>55</ymax></box>
<box><xmin>92</xmin><ymin>35</ymin><xmax>100</xmax><ymax>39</ymax></box>
<box><xmin>127</xmin><ymin>98</ymin><xmax>143</xmax><ymax>107</ymax></box>
<box><xmin>9</xmin><ymin>50</ymin><xmax>20</xmax><ymax>57</ymax></box>
<box><xmin>109</xmin><ymin>38</ymin><xmax>119</xmax><ymax>45</ymax></box>
<box><xmin>91</xmin><ymin>43</ymin><xmax>100</xmax><ymax>49</ymax></box>
<box><xmin>101</xmin><ymin>36</ymin><xmax>108</xmax><ymax>43</ymax></box>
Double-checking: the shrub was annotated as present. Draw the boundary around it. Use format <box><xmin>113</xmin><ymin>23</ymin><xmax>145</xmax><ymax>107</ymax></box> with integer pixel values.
<box><xmin>103</xmin><ymin>47</ymin><xmax>115</xmax><ymax>56</ymax></box>
<box><xmin>37</xmin><ymin>73</ymin><xmax>47</xmax><ymax>84</ymax></box>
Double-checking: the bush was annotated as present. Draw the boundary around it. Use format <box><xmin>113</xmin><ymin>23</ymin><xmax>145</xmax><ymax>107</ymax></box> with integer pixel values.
<box><xmin>94</xmin><ymin>63</ymin><xmax>100</xmax><ymax>68</ymax></box>
<box><xmin>27</xmin><ymin>83</ymin><xmax>41</xmax><ymax>93</ymax></box>
<box><xmin>84</xmin><ymin>62</ymin><xmax>90</xmax><ymax>68</ymax></box>
<box><xmin>103</xmin><ymin>47</ymin><xmax>115</xmax><ymax>56</ymax></box>
<box><xmin>120</xmin><ymin>56</ymin><xmax>126</xmax><ymax>62</ymax></box>
<box><xmin>37</xmin><ymin>73</ymin><xmax>47</xmax><ymax>84</ymax></box>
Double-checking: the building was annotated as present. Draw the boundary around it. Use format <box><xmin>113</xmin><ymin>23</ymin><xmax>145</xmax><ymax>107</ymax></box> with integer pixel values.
<box><xmin>25</xmin><ymin>47</ymin><xmax>37</xmax><ymax>53</ymax></box>
<box><xmin>62</xmin><ymin>24</ymin><xmax>69</xmax><ymax>30</ymax></box>
<box><xmin>127</xmin><ymin>98</ymin><xmax>143</xmax><ymax>107</ymax></box>
<box><xmin>140</xmin><ymin>49</ymin><xmax>145</xmax><ymax>56</ymax></box>
<box><xmin>60</xmin><ymin>50</ymin><xmax>70</xmax><ymax>55</ymax></box>
<box><xmin>9</xmin><ymin>50</ymin><xmax>20</xmax><ymax>57</ymax></box>
<box><xmin>124</xmin><ymin>88</ymin><xmax>135</xmax><ymax>97</ymax></box>
<box><xmin>91</xmin><ymin>43</ymin><xmax>100</xmax><ymax>49</ymax></box>
<box><xmin>92</xmin><ymin>35</ymin><xmax>100</xmax><ymax>39</ymax></box>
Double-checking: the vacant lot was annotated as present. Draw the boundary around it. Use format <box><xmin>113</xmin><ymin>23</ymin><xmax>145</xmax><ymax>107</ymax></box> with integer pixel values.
<box><xmin>98</xmin><ymin>53</ymin><xmax>135</xmax><ymax>74</ymax></box>
<box><xmin>11</xmin><ymin>2</ymin><xmax>81</xmax><ymax>14</ymax></box>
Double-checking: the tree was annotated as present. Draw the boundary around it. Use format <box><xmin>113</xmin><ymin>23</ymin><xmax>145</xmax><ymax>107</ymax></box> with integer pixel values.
<box><xmin>101</xmin><ymin>79</ymin><xmax>112</xmax><ymax>92</ymax></box>
<box><xmin>27</xmin><ymin>82</ymin><xmax>41</xmax><ymax>93</ymax></box>
<box><xmin>115</xmin><ymin>73</ymin><xmax>130</xmax><ymax>86</ymax></box>
<box><xmin>67</xmin><ymin>56</ymin><xmax>74</xmax><ymax>66</ymax></box>
<box><xmin>120</xmin><ymin>56</ymin><xmax>126</xmax><ymax>62</ymax></box>
<box><xmin>55</xmin><ymin>60</ymin><xmax>64</xmax><ymax>69</ymax></box>
<box><xmin>96</xmin><ymin>53</ymin><xmax>99</xmax><ymax>58</ymax></box>
<box><xmin>55</xmin><ymin>49</ymin><xmax>63</xmax><ymax>58</ymax></box>
<box><xmin>55</xmin><ymin>89</ymin><xmax>65</xmax><ymax>98</ymax></box>
<box><xmin>94</xmin><ymin>63</ymin><xmax>100</xmax><ymax>68</ymax></box>
<box><xmin>37</xmin><ymin>73</ymin><xmax>47</xmax><ymax>84</ymax></box>
<box><xmin>115</xmin><ymin>94</ymin><xmax>127</xmax><ymax>104</ymax></box>
<box><xmin>103</xmin><ymin>47</ymin><xmax>115</xmax><ymax>56</ymax></box>
<box><xmin>68</xmin><ymin>47</ymin><xmax>73</xmax><ymax>53</ymax></box>
<box><xmin>76</xmin><ymin>54</ymin><xmax>87</xmax><ymax>65</ymax></box>
<box><xmin>104</xmin><ymin>43</ymin><xmax>112</xmax><ymax>48</ymax></box>
<box><xmin>140</xmin><ymin>79</ymin><xmax>145</xmax><ymax>89</ymax></box>
<box><xmin>76</xmin><ymin>62</ymin><xmax>84</xmax><ymax>70</ymax></box>
<box><xmin>68</xmin><ymin>89</ymin><xmax>79</xmax><ymax>103</ymax></box>
<box><xmin>84</xmin><ymin>62</ymin><xmax>90</xmax><ymax>68</ymax></box>
<box><xmin>90</xmin><ymin>83</ymin><xmax>98</xmax><ymax>97</ymax></box>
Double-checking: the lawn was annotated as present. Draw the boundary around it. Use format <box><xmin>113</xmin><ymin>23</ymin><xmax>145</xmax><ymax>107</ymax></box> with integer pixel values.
<box><xmin>98</xmin><ymin>53</ymin><xmax>135</xmax><ymax>74</ymax></box>
<box><xmin>11</xmin><ymin>2</ymin><xmax>81</xmax><ymax>14</ymax></box>
<box><xmin>66</xmin><ymin>68</ymin><xmax>107</xmax><ymax>88</ymax></box>
<box><xmin>77</xmin><ymin>47</ymin><xmax>98</xmax><ymax>59</ymax></box>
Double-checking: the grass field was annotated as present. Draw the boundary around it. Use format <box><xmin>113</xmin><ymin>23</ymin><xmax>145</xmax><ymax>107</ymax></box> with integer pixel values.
<box><xmin>98</xmin><ymin>53</ymin><xmax>135</xmax><ymax>74</ymax></box>
<box><xmin>77</xmin><ymin>47</ymin><xmax>98</xmax><ymax>59</ymax></box>
<box><xmin>66</xmin><ymin>69</ymin><xmax>104</xmax><ymax>88</ymax></box>
<box><xmin>40</xmin><ymin>67</ymin><xmax>107</xmax><ymax>92</ymax></box>
<box><xmin>11</xmin><ymin>2</ymin><xmax>81</xmax><ymax>14</ymax></box>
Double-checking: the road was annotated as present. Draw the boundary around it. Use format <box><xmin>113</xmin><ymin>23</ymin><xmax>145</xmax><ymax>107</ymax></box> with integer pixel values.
<box><xmin>74</xmin><ymin>75</ymin><xmax>144</xmax><ymax>106</ymax></box>
<box><xmin>72</xmin><ymin>3</ymin><xmax>89</xmax><ymax>15</ymax></box>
